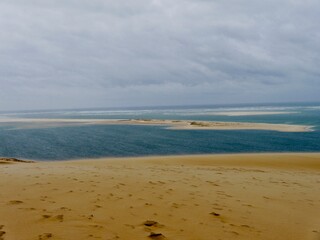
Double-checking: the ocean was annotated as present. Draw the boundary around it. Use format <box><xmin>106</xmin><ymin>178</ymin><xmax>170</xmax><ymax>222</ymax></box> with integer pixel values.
<box><xmin>0</xmin><ymin>102</ymin><xmax>320</xmax><ymax>161</ymax></box>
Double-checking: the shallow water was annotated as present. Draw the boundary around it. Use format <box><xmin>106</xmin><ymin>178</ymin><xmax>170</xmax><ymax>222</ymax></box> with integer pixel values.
<box><xmin>0</xmin><ymin>102</ymin><xmax>319</xmax><ymax>160</ymax></box>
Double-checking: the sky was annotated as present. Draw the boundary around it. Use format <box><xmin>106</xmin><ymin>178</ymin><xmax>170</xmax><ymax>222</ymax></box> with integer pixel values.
<box><xmin>0</xmin><ymin>0</ymin><xmax>320</xmax><ymax>111</ymax></box>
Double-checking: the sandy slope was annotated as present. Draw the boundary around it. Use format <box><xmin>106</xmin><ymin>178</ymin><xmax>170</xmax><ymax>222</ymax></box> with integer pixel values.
<box><xmin>0</xmin><ymin>153</ymin><xmax>319</xmax><ymax>240</ymax></box>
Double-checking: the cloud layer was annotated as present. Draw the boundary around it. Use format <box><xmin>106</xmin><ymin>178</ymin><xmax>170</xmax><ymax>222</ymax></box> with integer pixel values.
<box><xmin>0</xmin><ymin>0</ymin><xmax>320</xmax><ymax>110</ymax></box>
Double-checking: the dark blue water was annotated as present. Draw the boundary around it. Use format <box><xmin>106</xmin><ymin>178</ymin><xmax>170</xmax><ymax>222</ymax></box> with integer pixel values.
<box><xmin>0</xmin><ymin>103</ymin><xmax>320</xmax><ymax>161</ymax></box>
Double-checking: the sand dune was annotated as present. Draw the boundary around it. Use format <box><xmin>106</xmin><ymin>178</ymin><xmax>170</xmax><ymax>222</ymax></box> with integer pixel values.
<box><xmin>0</xmin><ymin>153</ymin><xmax>319</xmax><ymax>240</ymax></box>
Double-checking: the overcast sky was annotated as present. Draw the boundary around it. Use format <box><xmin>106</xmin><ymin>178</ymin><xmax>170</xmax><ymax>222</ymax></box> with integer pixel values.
<box><xmin>0</xmin><ymin>0</ymin><xmax>319</xmax><ymax>111</ymax></box>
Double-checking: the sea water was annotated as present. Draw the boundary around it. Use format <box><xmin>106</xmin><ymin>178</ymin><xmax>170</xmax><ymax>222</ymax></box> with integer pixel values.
<box><xmin>0</xmin><ymin>102</ymin><xmax>319</xmax><ymax>161</ymax></box>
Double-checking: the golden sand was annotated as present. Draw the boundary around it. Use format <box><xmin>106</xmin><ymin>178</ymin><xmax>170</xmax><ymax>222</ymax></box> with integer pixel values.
<box><xmin>0</xmin><ymin>153</ymin><xmax>319</xmax><ymax>240</ymax></box>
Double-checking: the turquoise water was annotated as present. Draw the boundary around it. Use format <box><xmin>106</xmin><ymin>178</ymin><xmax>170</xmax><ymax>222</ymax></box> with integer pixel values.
<box><xmin>0</xmin><ymin>102</ymin><xmax>320</xmax><ymax>160</ymax></box>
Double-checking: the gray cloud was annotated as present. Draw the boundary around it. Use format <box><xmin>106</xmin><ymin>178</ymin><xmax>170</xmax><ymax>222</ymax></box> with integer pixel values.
<box><xmin>0</xmin><ymin>0</ymin><xmax>320</xmax><ymax>110</ymax></box>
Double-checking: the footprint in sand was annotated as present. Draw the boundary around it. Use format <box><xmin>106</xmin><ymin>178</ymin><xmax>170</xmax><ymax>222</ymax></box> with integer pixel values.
<box><xmin>143</xmin><ymin>220</ymin><xmax>159</xmax><ymax>227</ymax></box>
<box><xmin>8</xmin><ymin>200</ymin><xmax>23</xmax><ymax>205</ymax></box>
<box><xmin>41</xmin><ymin>215</ymin><xmax>64</xmax><ymax>222</ymax></box>
<box><xmin>171</xmin><ymin>203</ymin><xmax>183</xmax><ymax>208</ymax></box>
<box><xmin>38</xmin><ymin>233</ymin><xmax>53</xmax><ymax>239</ymax></box>
<box><xmin>230</xmin><ymin>231</ymin><xmax>240</xmax><ymax>235</ymax></box>
<box><xmin>210</xmin><ymin>211</ymin><xmax>221</xmax><ymax>216</ymax></box>
<box><xmin>54</xmin><ymin>215</ymin><xmax>64</xmax><ymax>222</ymax></box>
<box><xmin>90</xmin><ymin>224</ymin><xmax>104</xmax><ymax>230</ymax></box>
<box><xmin>148</xmin><ymin>232</ymin><xmax>165</xmax><ymax>239</ymax></box>
<box><xmin>241</xmin><ymin>224</ymin><xmax>251</xmax><ymax>228</ymax></box>
<box><xmin>59</xmin><ymin>207</ymin><xmax>71</xmax><ymax>211</ymax></box>
<box><xmin>0</xmin><ymin>225</ymin><xmax>6</xmax><ymax>240</ymax></box>
<box><xmin>143</xmin><ymin>220</ymin><xmax>166</xmax><ymax>238</ymax></box>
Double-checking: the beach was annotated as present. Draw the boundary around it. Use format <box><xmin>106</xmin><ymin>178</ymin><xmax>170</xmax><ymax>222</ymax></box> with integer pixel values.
<box><xmin>0</xmin><ymin>153</ymin><xmax>319</xmax><ymax>240</ymax></box>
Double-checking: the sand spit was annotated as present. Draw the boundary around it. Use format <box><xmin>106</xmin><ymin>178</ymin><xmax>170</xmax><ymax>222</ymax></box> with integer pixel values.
<box><xmin>0</xmin><ymin>153</ymin><xmax>319</xmax><ymax>240</ymax></box>
<box><xmin>0</xmin><ymin>118</ymin><xmax>313</xmax><ymax>132</ymax></box>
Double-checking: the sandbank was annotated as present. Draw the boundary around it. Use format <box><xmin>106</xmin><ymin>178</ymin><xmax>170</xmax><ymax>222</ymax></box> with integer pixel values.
<box><xmin>0</xmin><ymin>153</ymin><xmax>319</xmax><ymax>240</ymax></box>
<box><xmin>0</xmin><ymin>118</ymin><xmax>313</xmax><ymax>132</ymax></box>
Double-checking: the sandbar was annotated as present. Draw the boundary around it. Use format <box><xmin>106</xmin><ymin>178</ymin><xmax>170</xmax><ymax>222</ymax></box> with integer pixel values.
<box><xmin>0</xmin><ymin>118</ymin><xmax>313</xmax><ymax>132</ymax></box>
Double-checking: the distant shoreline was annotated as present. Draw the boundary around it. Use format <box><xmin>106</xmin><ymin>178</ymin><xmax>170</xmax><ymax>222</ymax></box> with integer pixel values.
<box><xmin>0</xmin><ymin>118</ymin><xmax>313</xmax><ymax>132</ymax></box>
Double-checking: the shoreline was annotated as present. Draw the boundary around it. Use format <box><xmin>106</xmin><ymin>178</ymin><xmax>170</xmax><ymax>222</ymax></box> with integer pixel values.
<box><xmin>0</xmin><ymin>118</ymin><xmax>314</xmax><ymax>132</ymax></box>
<box><xmin>3</xmin><ymin>151</ymin><xmax>320</xmax><ymax>164</ymax></box>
